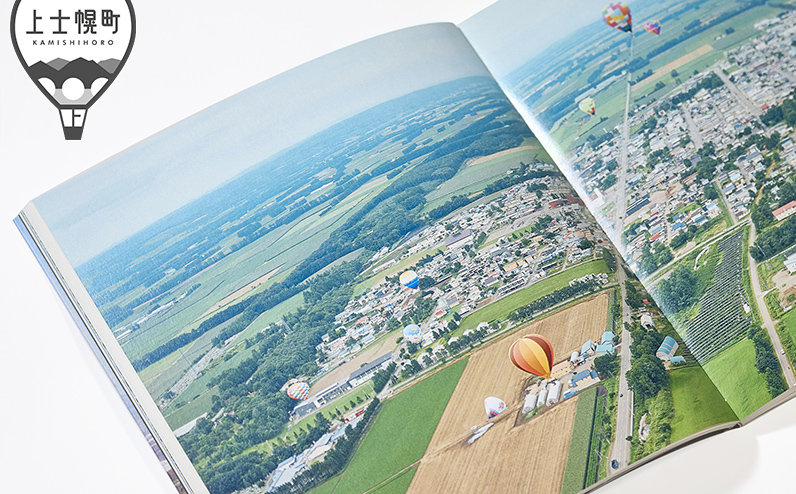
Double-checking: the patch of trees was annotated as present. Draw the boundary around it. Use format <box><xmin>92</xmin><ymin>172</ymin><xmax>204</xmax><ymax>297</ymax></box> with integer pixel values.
<box><xmin>599</xmin><ymin>173</ymin><xmax>617</xmax><ymax>191</ymax></box>
<box><xmin>656</xmin><ymin>265</ymin><xmax>697</xmax><ymax>314</ymax></box>
<box><xmin>646</xmin><ymin>147</ymin><xmax>672</xmax><ymax>167</ymax></box>
<box><xmin>748</xmin><ymin>325</ymin><xmax>787</xmax><ymax>398</ymax></box>
<box><xmin>752</xmin><ymin>214</ymin><xmax>796</xmax><ymax>261</ymax></box>
<box><xmin>627</xmin><ymin>354</ymin><xmax>669</xmax><ymax>400</ymax></box>
<box><xmin>508</xmin><ymin>278</ymin><xmax>604</xmax><ymax>321</ymax></box>
<box><xmin>372</xmin><ymin>362</ymin><xmax>397</xmax><ymax>393</ymax></box>
<box><xmin>624</xmin><ymin>281</ymin><xmax>646</xmax><ymax>309</ymax></box>
<box><xmin>762</xmin><ymin>89</ymin><xmax>796</xmax><ymax>127</ymax></box>
<box><xmin>446</xmin><ymin>327</ymin><xmax>489</xmax><ymax>354</ymax></box>
<box><xmin>639</xmin><ymin>244</ymin><xmax>673</xmax><ymax>277</ymax></box>
<box><xmin>626</xmin><ymin>318</ymin><xmax>670</xmax><ymax>402</ymax></box>
<box><xmin>603</xmin><ymin>249</ymin><xmax>616</xmax><ymax>273</ymax></box>
<box><xmin>593</xmin><ymin>353</ymin><xmax>619</xmax><ymax>379</ymax></box>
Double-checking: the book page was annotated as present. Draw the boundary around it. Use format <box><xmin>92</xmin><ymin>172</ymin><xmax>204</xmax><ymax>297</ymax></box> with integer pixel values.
<box><xmin>461</xmin><ymin>0</ymin><xmax>796</xmax><ymax>427</ymax></box>
<box><xmin>18</xmin><ymin>17</ymin><xmax>709</xmax><ymax>494</ymax></box>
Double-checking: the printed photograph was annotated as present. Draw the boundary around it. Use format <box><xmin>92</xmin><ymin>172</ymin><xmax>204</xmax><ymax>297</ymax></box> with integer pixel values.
<box><xmin>464</xmin><ymin>0</ymin><xmax>796</xmax><ymax>424</ymax></box>
<box><xmin>27</xmin><ymin>15</ymin><xmax>739</xmax><ymax>494</ymax></box>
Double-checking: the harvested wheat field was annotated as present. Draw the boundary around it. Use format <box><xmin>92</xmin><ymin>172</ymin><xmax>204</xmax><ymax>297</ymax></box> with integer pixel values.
<box><xmin>407</xmin><ymin>399</ymin><xmax>578</xmax><ymax>494</ymax></box>
<box><xmin>426</xmin><ymin>292</ymin><xmax>608</xmax><ymax>451</ymax></box>
<box><xmin>407</xmin><ymin>292</ymin><xmax>608</xmax><ymax>494</ymax></box>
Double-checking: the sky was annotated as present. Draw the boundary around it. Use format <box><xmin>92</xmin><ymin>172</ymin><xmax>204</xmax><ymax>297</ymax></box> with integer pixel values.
<box><xmin>461</xmin><ymin>0</ymin><xmax>618</xmax><ymax>78</ymax></box>
<box><xmin>33</xmin><ymin>23</ymin><xmax>491</xmax><ymax>266</ymax></box>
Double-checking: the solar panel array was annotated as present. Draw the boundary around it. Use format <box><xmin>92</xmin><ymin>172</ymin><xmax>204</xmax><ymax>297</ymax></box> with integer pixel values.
<box><xmin>684</xmin><ymin>231</ymin><xmax>751</xmax><ymax>363</ymax></box>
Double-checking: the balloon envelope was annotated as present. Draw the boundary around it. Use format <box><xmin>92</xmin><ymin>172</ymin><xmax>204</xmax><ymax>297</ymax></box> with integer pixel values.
<box><xmin>399</xmin><ymin>270</ymin><xmax>419</xmax><ymax>289</ymax></box>
<box><xmin>509</xmin><ymin>334</ymin><xmax>554</xmax><ymax>379</ymax></box>
<box><xmin>403</xmin><ymin>324</ymin><xmax>422</xmax><ymax>344</ymax></box>
<box><xmin>578</xmin><ymin>97</ymin><xmax>596</xmax><ymax>115</ymax></box>
<box><xmin>287</xmin><ymin>382</ymin><xmax>310</xmax><ymax>401</ymax></box>
<box><xmin>602</xmin><ymin>3</ymin><xmax>632</xmax><ymax>33</ymax></box>
<box><xmin>484</xmin><ymin>396</ymin><xmax>507</xmax><ymax>419</ymax></box>
<box><xmin>644</xmin><ymin>20</ymin><xmax>661</xmax><ymax>35</ymax></box>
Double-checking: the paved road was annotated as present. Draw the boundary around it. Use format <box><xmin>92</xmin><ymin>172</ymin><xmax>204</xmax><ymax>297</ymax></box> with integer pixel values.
<box><xmin>610</xmin><ymin>69</ymin><xmax>633</xmax><ymax>247</ymax></box>
<box><xmin>713</xmin><ymin>68</ymin><xmax>762</xmax><ymax>118</ymax></box>
<box><xmin>714</xmin><ymin>178</ymin><xmax>738</xmax><ymax>225</ymax></box>
<box><xmin>609</xmin><ymin>266</ymin><xmax>634</xmax><ymax>474</ymax></box>
<box><xmin>748</xmin><ymin>222</ymin><xmax>796</xmax><ymax>387</ymax></box>
<box><xmin>682</xmin><ymin>104</ymin><xmax>704</xmax><ymax>149</ymax></box>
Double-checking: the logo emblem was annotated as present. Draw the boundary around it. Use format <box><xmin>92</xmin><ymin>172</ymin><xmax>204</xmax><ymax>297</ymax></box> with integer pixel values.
<box><xmin>10</xmin><ymin>0</ymin><xmax>136</xmax><ymax>140</ymax></box>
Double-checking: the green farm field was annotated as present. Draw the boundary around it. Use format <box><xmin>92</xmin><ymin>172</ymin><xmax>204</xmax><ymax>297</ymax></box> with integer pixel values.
<box><xmin>702</xmin><ymin>339</ymin><xmax>771</xmax><ymax>419</ymax></box>
<box><xmin>370</xmin><ymin>467</ymin><xmax>418</xmax><ymax>494</ymax></box>
<box><xmin>328</xmin><ymin>359</ymin><xmax>467</xmax><ymax>494</ymax></box>
<box><xmin>669</xmin><ymin>365</ymin><xmax>737</xmax><ymax>442</ymax></box>
<box><xmin>458</xmin><ymin>258</ymin><xmax>609</xmax><ymax>331</ymax></box>
<box><xmin>561</xmin><ymin>387</ymin><xmax>598</xmax><ymax>494</ymax></box>
<box><xmin>424</xmin><ymin>139</ymin><xmax>548</xmax><ymax>209</ymax></box>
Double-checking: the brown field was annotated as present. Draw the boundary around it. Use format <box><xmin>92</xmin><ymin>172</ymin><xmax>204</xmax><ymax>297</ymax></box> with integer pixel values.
<box><xmin>635</xmin><ymin>44</ymin><xmax>713</xmax><ymax>90</ymax></box>
<box><xmin>407</xmin><ymin>293</ymin><xmax>608</xmax><ymax>494</ymax></box>
<box><xmin>408</xmin><ymin>398</ymin><xmax>577</xmax><ymax>494</ymax></box>
<box><xmin>309</xmin><ymin>331</ymin><xmax>400</xmax><ymax>395</ymax></box>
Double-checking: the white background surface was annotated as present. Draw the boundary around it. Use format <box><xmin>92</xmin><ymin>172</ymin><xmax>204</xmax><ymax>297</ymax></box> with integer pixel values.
<box><xmin>1</xmin><ymin>1</ymin><xmax>795</xmax><ymax>493</ymax></box>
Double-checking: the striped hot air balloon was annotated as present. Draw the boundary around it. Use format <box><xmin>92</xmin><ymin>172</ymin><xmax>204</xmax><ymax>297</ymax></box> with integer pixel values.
<box><xmin>484</xmin><ymin>396</ymin><xmax>507</xmax><ymax>419</ymax></box>
<box><xmin>403</xmin><ymin>324</ymin><xmax>422</xmax><ymax>344</ymax></box>
<box><xmin>644</xmin><ymin>20</ymin><xmax>661</xmax><ymax>35</ymax></box>
<box><xmin>399</xmin><ymin>270</ymin><xmax>419</xmax><ymax>289</ymax></box>
<box><xmin>602</xmin><ymin>3</ymin><xmax>632</xmax><ymax>33</ymax></box>
<box><xmin>287</xmin><ymin>382</ymin><xmax>310</xmax><ymax>401</ymax></box>
<box><xmin>509</xmin><ymin>334</ymin><xmax>554</xmax><ymax>379</ymax></box>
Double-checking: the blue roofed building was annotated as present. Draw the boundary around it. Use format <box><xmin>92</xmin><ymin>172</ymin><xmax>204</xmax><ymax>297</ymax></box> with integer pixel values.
<box><xmin>572</xmin><ymin>369</ymin><xmax>591</xmax><ymax>383</ymax></box>
<box><xmin>656</xmin><ymin>336</ymin><xmax>679</xmax><ymax>361</ymax></box>
<box><xmin>581</xmin><ymin>339</ymin><xmax>595</xmax><ymax>355</ymax></box>
<box><xmin>595</xmin><ymin>342</ymin><xmax>614</xmax><ymax>355</ymax></box>
<box><xmin>601</xmin><ymin>331</ymin><xmax>614</xmax><ymax>344</ymax></box>
<box><xmin>670</xmin><ymin>356</ymin><xmax>686</xmax><ymax>365</ymax></box>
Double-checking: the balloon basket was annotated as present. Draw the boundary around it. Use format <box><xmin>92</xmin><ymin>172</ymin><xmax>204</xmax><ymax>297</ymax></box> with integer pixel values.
<box><xmin>59</xmin><ymin>108</ymin><xmax>87</xmax><ymax>140</ymax></box>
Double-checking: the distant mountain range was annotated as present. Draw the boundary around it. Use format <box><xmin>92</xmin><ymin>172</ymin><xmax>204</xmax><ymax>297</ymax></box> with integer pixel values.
<box><xmin>27</xmin><ymin>57</ymin><xmax>119</xmax><ymax>87</ymax></box>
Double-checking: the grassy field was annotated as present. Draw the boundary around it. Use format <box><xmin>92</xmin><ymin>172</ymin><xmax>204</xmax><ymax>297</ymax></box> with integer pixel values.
<box><xmin>458</xmin><ymin>259</ymin><xmax>609</xmax><ymax>331</ymax></box>
<box><xmin>424</xmin><ymin>142</ymin><xmax>546</xmax><ymax>210</ymax></box>
<box><xmin>561</xmin><ymin>387</ymin><xmax>598</xmax><ymax>494</ymax></box>
<box><xmin>330</xmin><ymin>359</ymin><xmax>467</xmax><ymax>493</ymax></box>
<box><xmin>669</xmin><ymin>366</ymin><xmax>738</xmax><ymax>442</ymax></box>
<box><xmin>307</xmin><ymin>475</ymin><xmax>340</xmax><ymax>494</ymax></box>
<box><xmin>371</xmin><ymin>466</ymin><xmax>418</xmax><ymax>494</ymax></box>
<box><xmin>702</xmin><ymin>339</ymin><xmax>771</xmax><ymax>419</ymax></box>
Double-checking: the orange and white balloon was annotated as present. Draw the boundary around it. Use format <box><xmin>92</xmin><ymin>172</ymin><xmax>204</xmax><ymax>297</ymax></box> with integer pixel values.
<box><xmin>509</xmin><ymin>334</ymin><xmax>554</xmax><ymax>379</ymax></box>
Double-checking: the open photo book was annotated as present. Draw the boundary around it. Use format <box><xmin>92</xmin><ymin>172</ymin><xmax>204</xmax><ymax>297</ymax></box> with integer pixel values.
<box><xmin>16</xmin><ymin>0</ymin><xmax>796</xmax><ymax>493</ymax></box>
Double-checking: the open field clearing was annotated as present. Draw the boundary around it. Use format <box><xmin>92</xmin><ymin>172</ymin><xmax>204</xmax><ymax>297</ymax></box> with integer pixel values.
<box><xmin>430</xmin><ymin>292</ymin><xmax>608</xmax><ymax>451</ymax></box>
<box><xmin>702</xmin><ymin>339</ymin><xmax>771</xmax><ymax>419</ymax></box>
<box><xmin>669</xmin><ymin>366</ymin><xmax>737</xmax><ymax>442</ymax></box>
<box><xmin>464</xmin><ymin>145</ymin><xmax>539</xmax><ymax>168</ymax></box>
<box><xmin>198</xmin><ymin>265</ymin><xmax>282</xmax><ymax>318</ymax></box>
<box><xmin>408</xmin><ymin>398</ymin><xmax>577</xmax><ymax>494</ymax></box>
<box><xmin>369</xmin><ymin>467</ymin><xmax>417</xmax><ymax>494</ymax></box>
<box><xmin>634</xmin><ymin>44</ymin><xmax>713</xmax><ymax>90</ymax></box>
<box><xmin>310</xmin><ymin>330</ymin><xmax>402</xmax><ymax>396</ymax></box>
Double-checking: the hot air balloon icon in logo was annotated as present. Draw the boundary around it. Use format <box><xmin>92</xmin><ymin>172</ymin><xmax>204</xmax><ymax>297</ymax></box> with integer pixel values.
<box><xmin>10</xmin><ymin>0</ymin><xmax>136</xmax><ymax>140</ymax></box>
